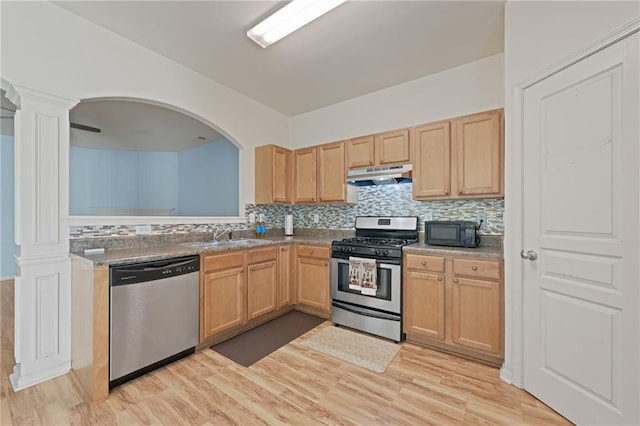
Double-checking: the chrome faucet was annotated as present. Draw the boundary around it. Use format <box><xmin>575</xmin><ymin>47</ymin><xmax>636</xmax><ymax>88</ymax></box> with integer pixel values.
<box><xmin>212</xmin><ymin>226</ymin><xmax>233</xmax><ymax>241</ymax></box>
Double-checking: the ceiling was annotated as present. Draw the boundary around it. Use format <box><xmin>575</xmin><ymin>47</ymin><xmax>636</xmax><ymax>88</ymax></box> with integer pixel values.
<box><xmin>53</xmin><ymin>0</ymin><xmax>505</xmax><ymax>117</ymax></box>
<box><xmin>70</xmin><ymin>99</ymin><xmax>225</xmax><ymax>151</ymax></box>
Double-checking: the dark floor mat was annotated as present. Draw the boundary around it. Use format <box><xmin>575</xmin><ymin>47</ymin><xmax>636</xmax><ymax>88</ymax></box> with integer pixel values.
<box><xmin>210</xmin><ymin>311</ymin><xmax>325</xmax><ymax>367</ymax></box>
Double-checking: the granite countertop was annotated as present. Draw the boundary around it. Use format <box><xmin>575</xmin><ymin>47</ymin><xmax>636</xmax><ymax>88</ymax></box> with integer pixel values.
<box><xmin>76</xmin><ymin>235</ymin><xmax>337</xmax><ymax>266</ymax></box>
<box><xmin>403</xmin><ymin>242</ymin><xmax>503</xmax><ymax>260</ymax></box>
<box><xmin>73</xmin><ymin>230</ymin><xmax>503</xmax><ymax>265</ymax></box>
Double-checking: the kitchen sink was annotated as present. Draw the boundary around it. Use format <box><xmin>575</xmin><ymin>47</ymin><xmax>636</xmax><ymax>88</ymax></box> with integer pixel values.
<box><xmin>180</xmin><ymin>239</ymin><xmax>267</xmax><ymax>249</ymax></box>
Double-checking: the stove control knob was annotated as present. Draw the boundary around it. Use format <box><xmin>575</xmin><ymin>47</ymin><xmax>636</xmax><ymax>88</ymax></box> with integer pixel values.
<box><xmin>375</xmin><ymin>249</ymin><xmax>381</xmax><ymax>255</ymax></box>
<box><xmin>348</xmin><ymin>247</ymin><xmax>353</xmax><ymax>253</ymax></box>
<box><xmin>383</xmin><ymin>250</ymin><xmax>389</xmax><ymax>256</ymax></box>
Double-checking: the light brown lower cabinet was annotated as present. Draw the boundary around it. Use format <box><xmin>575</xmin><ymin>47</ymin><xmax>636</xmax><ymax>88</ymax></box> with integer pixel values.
<box><xmin>200</xmin><ymin>251</ymin><xmax>246</xmax><ymax>341</ymax></box>
<box><xmin>404</xmin><ymin>253</ymin><xmax>503</xmax><ymax>365</ymax></box>
<box><xmin>277</xmin><ymin>245</ymin><xmax>294</xmax><ymax>308</ymax></box>
<box><xmin>295</xmin><ymin>244</ymin><xmax>331</xmax><ymax>314</ymax></box>
<box><xmin>247</xmin><ymin>247</ymin><xmax>278</xmax><ymax>320</ymax></box>
<box><xmin>200</xmin><ymin>246</ymin><xmax>282</xmax><ymax>343</ymax></box>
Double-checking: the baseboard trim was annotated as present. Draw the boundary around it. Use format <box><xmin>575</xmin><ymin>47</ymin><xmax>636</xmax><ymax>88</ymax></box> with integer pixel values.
<box><xmin>9</xmin><ymin>361</ymin><xmax>71</xmax><ymax>391</ymax></box>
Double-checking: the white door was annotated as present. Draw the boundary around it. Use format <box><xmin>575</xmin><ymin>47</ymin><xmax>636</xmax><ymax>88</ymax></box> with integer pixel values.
<box><xmin>522</xmin><ymin>32</ymin><xmax>639</xmax><ymax>425</ymax></box>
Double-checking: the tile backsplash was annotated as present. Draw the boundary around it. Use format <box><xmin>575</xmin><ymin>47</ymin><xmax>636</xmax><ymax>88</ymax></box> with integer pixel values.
<box><xmin>70</xmin><ymin>183</ymin><xmax>503</xmax><ymax>238</ymax></box>
<box><xmin>253</xmin><ymin>183</ymin><xmax>503</xmax><ymax>234</ymax></box>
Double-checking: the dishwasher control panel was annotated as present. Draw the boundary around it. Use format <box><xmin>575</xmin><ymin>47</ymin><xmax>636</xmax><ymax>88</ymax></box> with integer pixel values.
<box><xmin>110</xmin><ymin>255</ymin><xmax>200</xmax><ymax>286</ymax></box>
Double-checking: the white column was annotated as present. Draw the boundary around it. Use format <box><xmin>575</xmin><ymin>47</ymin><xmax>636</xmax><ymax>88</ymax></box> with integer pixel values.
<box><xmin>5</xmin><ymin>83</ymin><xmax>79</xmax><ymax>391</ymax></box>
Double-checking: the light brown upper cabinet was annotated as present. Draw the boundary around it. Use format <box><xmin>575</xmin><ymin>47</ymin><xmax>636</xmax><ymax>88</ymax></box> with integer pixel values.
<box><xmin>255</xmin><ymin>145</ymin><xmax>292</xmax><ymax>204</ymax></box>
<box><xmin>454</xmin><ymin>110</ymin><xmax>503</xmax><ymax>198</ymax></box>
<box><xmin>348</xmin><ymin>129</ymin><xmax>410</xmax><ymax>169</ymax></box>
<box><xmin>347</xmin><ymin>135</ymin><xmax>375</xmax><ymax>168</ymax></box>
<box><xmin>412</xmin><ymin>109</ymin><xmax>503</xmax><ymax>200</ymax></box>
<box><xmin>411</xmin><ymin>121</ymin><xmax>451</xmax><ymax>199</ymax></box>
<box><xmin>317</xmin><ymin>142</ymin><xmax>348</xmax><ymax>202</ymax></box>
<box><xmin>294</xmin><ymin>141</ymin><xmax>354</xmax><ymax>204</ymax></box>
<box><xmin>293</xmin><ymin>147</ymin><xmax>317</xmax><ymax>203</ymax></box>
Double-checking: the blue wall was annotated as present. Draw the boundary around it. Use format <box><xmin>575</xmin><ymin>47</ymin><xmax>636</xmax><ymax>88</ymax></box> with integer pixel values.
<box><xmin>178</xmin><ymin>139</ymin><xmax>239</xmax><ymax>216</ymax></box>
<box><xmin>0</xmin><ymin>136</ymin><xmax>16</xmax><ymax>278</ymax></box>
<box><xmin>70</xmin><ymin>147</ymin><xmax>178</xmax><ymax>215</ymax></box>
<box><xmin>70</xmin><ymin>138</ymin><xmax>238</xmax><ymax>216</ymax></box>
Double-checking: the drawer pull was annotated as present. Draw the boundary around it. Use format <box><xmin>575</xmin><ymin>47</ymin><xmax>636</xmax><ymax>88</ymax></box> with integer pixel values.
<box><xmin>454</xmin><ymin>278</ymin><xmax>459</xmax><ymax>283</ymax></box>
<box><xmin>421</xmin><ymin>261</ymin><xmax>426</xmax><ymax>266</ymax></box>
<box><xmin>437</xmin><ymin>276</ymin><xmax>443</xmax><ymax>281</ymax></box>
<box><xmin>310</xmin><ymin>250</ymin><xmax>314</xmax><ymax>255</ymax></box>
<box><xmin>472</xmin><ymin>266</ymin><xmax>478</xmax><ymax>271</ymax></box>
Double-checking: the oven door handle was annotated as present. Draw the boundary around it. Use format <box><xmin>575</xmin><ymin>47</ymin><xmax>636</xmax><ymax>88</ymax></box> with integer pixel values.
<box><xmin>332</xmin><ymin>301</ymin><xmax>400</xmax><ymax>321</ymax></box>
<box><xmin>378</xmin><ymin>263</ymin><xmax>400</xmax><ymax>270</ymax></box>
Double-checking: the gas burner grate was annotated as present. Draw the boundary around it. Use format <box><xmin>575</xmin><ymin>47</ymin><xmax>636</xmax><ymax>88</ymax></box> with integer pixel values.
<box><xmin>340</xmin><ymin>237</ymin><xmax>417</xmax><ymax>247</ymax></box>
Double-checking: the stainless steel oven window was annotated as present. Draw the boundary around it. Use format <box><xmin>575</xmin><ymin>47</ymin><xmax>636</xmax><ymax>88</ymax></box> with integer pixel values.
<box><xmin>330</xmin><ymin>258</ymin><xmax>401</xmax><ymax>314</ymax></box>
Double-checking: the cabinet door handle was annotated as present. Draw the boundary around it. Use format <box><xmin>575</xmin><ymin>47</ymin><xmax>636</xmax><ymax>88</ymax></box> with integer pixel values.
<box><xmin>421</xmin><ymin>261</ymin><xmax>426</xmax><ymax>266</ymax></box>
<box><xmin>472</xmin><ymin>266</ymin><xmax>478</xmax><ymax>271</ymax></box>
<box><xmin>458</xmin><ymin>189</ymin><xmax>463</xmax><ymax>194</ymax></box>
<box><xmin>310</xmin><ymin>250</ymin><xmax>314</xmax><ymax>255</ymax></box>
<box><xmin>453</xmin><ymin>278</ymin><xmax>459</xmax><ymax>283</ymax></box>
<box><xmin>437</xmin><ymin>276</ymin><xmax>443</xmax><ymax>281</ymax></box>
<box><xmin>444</xmin><ymin>190</ymin><xmax>449</xmax><ymax>195</ymax></box>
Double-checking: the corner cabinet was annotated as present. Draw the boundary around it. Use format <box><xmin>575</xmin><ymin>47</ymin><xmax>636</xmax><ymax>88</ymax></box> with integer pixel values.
<box><xmin>412</xmin><ymin>109</ymin><xmax>503</xmax><ymax>200</ymax></box>
<box><xmin>295</xmin><ymin>244</ymin><xmax>331</xmax><ymax>317</ymax></box>
<box><xmin>403</xmin><ymin>252</ymin><xmax>503</xmax><ymax>366</ymax></box>
<box><xmin>255</xmin><ymin>144</ymin><xmax>292</xmax><ymax>204</ymax></box>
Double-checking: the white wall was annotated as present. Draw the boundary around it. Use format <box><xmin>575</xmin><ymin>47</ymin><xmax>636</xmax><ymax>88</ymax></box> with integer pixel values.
<box><xmin>503</xmin><ymin>0</ymin><xmax>640</xmax><ymax>386</ymax></box>
<box><xmin>290</xmin><ymin>53</ymin><xmax>504</xmax><ymax>148</ymax></box>
<box><xmin>0</xmin><ymin>1</ymin><xmax>290</xmax><ymax>206</ymax></box>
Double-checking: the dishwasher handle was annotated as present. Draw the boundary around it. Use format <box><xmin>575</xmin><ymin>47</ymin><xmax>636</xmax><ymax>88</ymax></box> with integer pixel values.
<box><xmin>110</xmin><ymin>255</ymin><xmax>200</xmax><ymax>286</ymax></box>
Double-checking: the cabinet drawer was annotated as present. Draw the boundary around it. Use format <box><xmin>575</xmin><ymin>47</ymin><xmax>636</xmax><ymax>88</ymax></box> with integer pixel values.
<box><xmin>248</xmin><ymin>246</ymin><xmax>277</xmax><ymax>264</ymax></box>
<box><xmin>296</xmin><ymin>244</ymin><xmax>329</xmax><ymax>259</ymax></box>
<box><xmin>203</xmin><ymin>251</ymin><xmax>245</xmax><ymax>272</ymax></box>
<box><xmin>452</xmin><ymin>258</ymin><xmax>501</xmax><ymax>280</ymax></box>
<box><xmin>405</xmin><ymin>254</ymin><xmax>445</xmax><ymax>273</ymax></box>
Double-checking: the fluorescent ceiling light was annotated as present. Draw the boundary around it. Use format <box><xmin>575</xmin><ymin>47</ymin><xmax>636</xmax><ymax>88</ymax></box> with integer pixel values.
<box><xmin>247</xmin><ymin>0</ymin><xmax>347</xmax><ymax>48</ymax></box>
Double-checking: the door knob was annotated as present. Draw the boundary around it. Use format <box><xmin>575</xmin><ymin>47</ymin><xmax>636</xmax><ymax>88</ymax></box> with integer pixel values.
<box><xmin>520</xmin><ymin>249</ymin><xmax>538</xmax><ymax>261</ymax></box>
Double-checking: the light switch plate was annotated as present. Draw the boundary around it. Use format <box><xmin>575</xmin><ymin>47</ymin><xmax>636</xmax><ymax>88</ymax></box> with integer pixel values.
<box><xmin>248</xmin><ymin>213</ymin><xmax>256</xmax><ymax>223</ymax></box>
<box><xmin>135</xmin><ymin>225</ymin><xmax>152</xmax><ymax>235</ymax></box>
<box><xmin>313</xmin><ymin>213</ymin><xmax>319</xmax><ymax>223</ymax></box>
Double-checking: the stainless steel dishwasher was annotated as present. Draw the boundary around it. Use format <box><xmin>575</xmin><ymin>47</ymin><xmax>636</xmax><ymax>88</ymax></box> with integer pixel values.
<box><xmin>109</xmin><ymin>255</ymin><xmax>199</xmax><ymax>388</ymax></box>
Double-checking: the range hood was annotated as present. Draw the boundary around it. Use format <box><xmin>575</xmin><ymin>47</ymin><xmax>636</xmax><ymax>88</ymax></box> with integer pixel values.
<box><xmin>347</xmin><ymin>164</ymin><xmax>413</xmax><ymax>186</ymax></box>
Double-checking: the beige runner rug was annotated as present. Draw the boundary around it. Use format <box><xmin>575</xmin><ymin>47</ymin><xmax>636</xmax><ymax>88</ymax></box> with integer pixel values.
<box><xmin>300</xmin><ymin>326</ymin><xmax>401</xmax><ymax>373</ymax></box>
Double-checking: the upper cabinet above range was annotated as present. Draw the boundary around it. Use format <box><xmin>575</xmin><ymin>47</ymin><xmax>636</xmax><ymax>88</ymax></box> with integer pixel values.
<box><xmin>348</xmin><ymin>129</ymin><xmax>410</xmax><ymax>169</ymax></box>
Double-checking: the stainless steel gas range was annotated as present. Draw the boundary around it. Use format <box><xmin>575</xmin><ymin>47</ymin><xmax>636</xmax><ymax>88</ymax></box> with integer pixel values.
<box><xmin>330</xmin><ymin>216</ymin><xmax>418</xmax><ymax>342</ymax></box>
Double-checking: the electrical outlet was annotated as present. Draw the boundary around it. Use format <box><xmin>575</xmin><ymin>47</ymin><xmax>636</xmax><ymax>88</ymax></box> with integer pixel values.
<box><xmin>313</xmin><ymin>213</ymin><xmax>320</xmax><ymax>223</ymax></box>
<box><xmin>424</xmin><ymin>211</ymin><xmax>433</xmax><ymax>221</ymax></box>
<box><xmin>135</xmin><ymin>225</ymin><xmax>152</xmax><ymax>235</ymax></box>
<box><xmin>476</xmin><ymin>212</ymin><xmax>487</xmax><ymax>227</ymax></box>
<box><xmin>248</xmin><ymin>213</ymin><xmax>256</xmax><ymax>223</ymax></box>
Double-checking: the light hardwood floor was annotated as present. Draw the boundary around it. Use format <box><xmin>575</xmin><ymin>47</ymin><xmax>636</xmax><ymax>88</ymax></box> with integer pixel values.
<box><xmin>0</xmin><ymin>280</ymin><xmax>571</xmax><ymax>425</ymax></box>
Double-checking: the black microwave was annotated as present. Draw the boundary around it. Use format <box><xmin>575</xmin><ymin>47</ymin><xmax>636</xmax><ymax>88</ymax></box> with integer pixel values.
<box><xmin>425</xmin><ymin>221</ymin><xmax>480</xmax><ymax>248</ymax></box>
